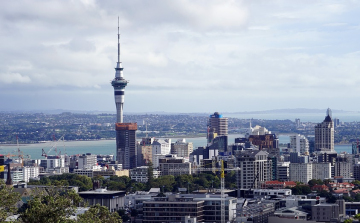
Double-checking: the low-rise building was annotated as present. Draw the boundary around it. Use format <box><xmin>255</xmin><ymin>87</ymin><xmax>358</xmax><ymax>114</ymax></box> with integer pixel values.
<box><xmin>311</xmin><ymin>203</ymin><xmax>340</xmax><ymax>222</ymax></box>
<box><xmin>143</xmin><ymin>194</ymin><xmax>204</xmax><ymax>222</ymax></box>
<box><xmin>261</xmin><ymin>180</ymin><xmax>285</xmax><ymax>189</ymax></box>
<box><xmin>130</xmin><ymin>166</ymin><xmax>161</xmax><ymax>183</ymax></box>
<box><xmin>237</xmin><ymin>201</ymin><xmax>275</xmax><ymax>223</ymax></box>
<box><xmin>311</xmin><ymin>184</ymin><xmax>329</xmax><ymax>192</ymax></box>
<box><xmin>78</xmin><ymin>188</ymin><xmax>126</xmax><ymax>212</ymax></box>
<box><xmin>158</xmin><ymin>155</ymin><xmax>191</xmax><ymax>176</ymax></box>
<box><xmin>194</xmin><ymin>195</ymin><xmax>236</xmax><ymax>223</ymax></box>
<box><xmin>271</xmin><ymin>206</ymin><xmax>309</xmax><ymax>221</ymax></box>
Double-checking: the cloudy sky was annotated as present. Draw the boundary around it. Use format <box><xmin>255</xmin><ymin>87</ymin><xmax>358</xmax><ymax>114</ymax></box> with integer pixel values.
<box><xmin>1</xmin><ymin>0</ymin><xmax>360</xmax><ymax>113</ymax></box>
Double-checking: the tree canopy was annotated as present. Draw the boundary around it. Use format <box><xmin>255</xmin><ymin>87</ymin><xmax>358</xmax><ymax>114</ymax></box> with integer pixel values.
<box><xmin>0</xmin><ymin>180</ymin><xmax>21</xmax><ymax>222</ymax></box>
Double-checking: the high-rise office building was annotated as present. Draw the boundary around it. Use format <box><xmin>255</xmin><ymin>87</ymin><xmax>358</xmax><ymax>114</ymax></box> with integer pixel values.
<box><xmin>111</xmin><ymin>20</ymin><xmax>137</xmax><ymax>169</ymax></box>
<box><xmin>290</xmin><ymin>134</ymin><xmax>309</xmax><ymax>154</ymax></box>
<box><xmin>236</xmin><ymin>150</ymin><xmax>271</xmax><ymax>189</ymax></box>
<box><xmin>208</xmin><ymin>112</ymin><xmax>228</xmax><ymax>143</ymax></box>
<box><xmin>289</xmin><ymin>163</ymin><xmax>312</xmax><ymax>183</ymax></box>
<box><xmin>137</xmin><ymin>137</ymin><xmax>155</xmax><ymax>166</ymax></box>
<box><xmin>115</xmin><ymin>123</ymin><xmax>137</xmax><ymax>169</ymax></box>
<box><xmin>78</xmin><ymin>153</ymin><xmax>98</xmax><ymax>170</ymax></box>
<box><xmin>315</xmin><ymin>108</ymin><xmax>334</xmax><ymax>151</ymax></box>
<box><xmin>171</xmin><ymin>139</ymin><xmax>193</xmax><ymax>158</ymax></box>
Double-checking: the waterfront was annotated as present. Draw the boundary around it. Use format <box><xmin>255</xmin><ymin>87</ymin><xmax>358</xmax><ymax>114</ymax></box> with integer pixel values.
<box><xmin>0</xmin><ymin>134</ymin><xmax>352</xmax><ymax>160</ymax></box>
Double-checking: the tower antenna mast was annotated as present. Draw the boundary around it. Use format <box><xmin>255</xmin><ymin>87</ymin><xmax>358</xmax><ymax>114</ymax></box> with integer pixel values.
<box><xmin>118</xmin><ymin>16</ymin><xmax>120</xmax><ymax>63</ymax></box>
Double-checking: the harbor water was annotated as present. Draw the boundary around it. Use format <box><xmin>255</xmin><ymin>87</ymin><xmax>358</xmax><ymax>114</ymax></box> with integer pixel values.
<box><xmin>0</xmin><ymin>134</ymin><xmax>352</xmax><ymax>160</ymax></box>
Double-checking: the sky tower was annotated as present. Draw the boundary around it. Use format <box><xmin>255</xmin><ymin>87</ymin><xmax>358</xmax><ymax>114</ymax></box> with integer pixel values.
<box><xmin>112</xmin><ymin>18</ymin><xmax>128</xmax><ymax>123</ymax></box>
<box><xmin>111</xmin><ymin>18</ymin><xmax>137</xmax><ymax>169</ymax></box>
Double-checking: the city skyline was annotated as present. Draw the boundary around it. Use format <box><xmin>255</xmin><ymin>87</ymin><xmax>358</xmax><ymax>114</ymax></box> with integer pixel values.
<box><xmin>1</xmin><ymin>1</ymin><xmax>360</xmax><ymax>113</ymax></box>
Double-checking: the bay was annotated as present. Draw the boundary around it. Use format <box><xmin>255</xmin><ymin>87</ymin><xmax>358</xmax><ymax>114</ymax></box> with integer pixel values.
<box><xmin>0</xmin><ymin>134</ymin><xmax>352</xmax><ymax>160</ymax></box>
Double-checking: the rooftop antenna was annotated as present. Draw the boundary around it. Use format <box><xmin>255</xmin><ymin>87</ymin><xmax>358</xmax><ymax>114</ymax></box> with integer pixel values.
<box><xmin>117</xmin><ymin>16</ymin><xmax>120</xmax><ymax>63</ymax></box>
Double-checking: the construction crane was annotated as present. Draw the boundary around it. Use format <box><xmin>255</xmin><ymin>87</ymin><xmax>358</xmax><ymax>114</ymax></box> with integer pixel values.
<box><xmin>16</xmin><ymin>135</ymin><xmax>24</xmax><ymax>166</ymax></box>
<box><xmin>41</xmin><ymin>135</ymin><xmax>64</xmax><ymax>158</ymax></box>
<box><xmin>170</xmin><ymin>161</ymin><xmax>240</xmax><ymax>223</ymax></box>
<box><xmin>5</xmin><ymin>153</ymin><xmax>16</xmax><ymax>159</ymax></box>
<box><xmin>220</xmin><ymin>160</ymin><xmax>225</xmax><ymax>223</ymax></box>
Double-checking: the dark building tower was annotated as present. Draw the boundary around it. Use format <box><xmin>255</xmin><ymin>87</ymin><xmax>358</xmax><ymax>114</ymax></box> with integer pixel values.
<box><xmin>111</xmin><ymin>19</ymin><xmax>137</xmax><ymax>169</ymax></box>
<box><xmin>116</xmin><ymin>123</ymin><xmax>137</xmax><ymax>169</ymax></box>
<box><xmin>207</xmin><ymin>112</ymin><xmax>228</xmax><ymax>143</ymax></box>
<box><xmin>315</xmin><ymin>108</ymin><xmax>334</xmax><ymax>151</ymax></box>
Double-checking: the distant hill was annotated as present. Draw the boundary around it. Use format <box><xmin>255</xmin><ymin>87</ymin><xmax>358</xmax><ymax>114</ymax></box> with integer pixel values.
<box><xmin>1</xmin><ymin>108</ymin><xmax>358</xmax><ymax>115</ymax></box>
<box><xmin>224</xmin><ymin>108</ymin><xmax>357</xmax><ymax>115</ymax></box>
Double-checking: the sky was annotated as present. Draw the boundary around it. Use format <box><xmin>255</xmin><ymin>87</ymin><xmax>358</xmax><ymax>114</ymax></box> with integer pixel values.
<box><xmin>1</xmin><ymin>0</ymin><xmax>360</xmax><ymax>113</ymax></box>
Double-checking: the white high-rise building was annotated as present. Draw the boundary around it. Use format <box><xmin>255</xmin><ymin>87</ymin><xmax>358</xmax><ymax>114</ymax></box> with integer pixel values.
<box><xmin>152</xmin><ymin>139</ymin><xmax>171</xmax><ymax>158</ymax></box>
<box><xmin>23</xmin><ymin>166</ymin><xmax>40</xmax><ymax>182</ymax></box>
<box><xmin>236</xmin><ymin>150</ymin><xmax>271</xmax><ymax>189</ymax></box>
<box><xmin>78</xmin><ymin>153</ymin><xmax>98</xmax><ymax>170</ymax></box>
<box><xmin>312</xmin><ymin>163</ymin><xmax>331</xmax><ymax>180</ymax></box>
<box><xmin>40</xmin><ymin>158</ymin><xmax>61</xmax><ymax>170</ymax></box>
<box><xmin>315</xmin><ymin>109</ymin><xmax>334</xmax><ymax>151</ymax></box>
<box><xmin>290</xmin><ymin>134</ymin><xmax>309</xmax><ymax>155</ymax></box>
<box><xmin>289</xmin><ymin>163</ymin><xmax>312</xmax><ymax>184</ymax></box>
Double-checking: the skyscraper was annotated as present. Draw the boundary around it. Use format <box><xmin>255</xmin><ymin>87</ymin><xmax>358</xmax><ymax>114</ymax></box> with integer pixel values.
<box><xmin>289</xmin><ymin>134</ymin><xmax>309</xmax><ymax>154</ymax></box>
<box><xmin>236</xmin><ymin>150</ymin><xmax>271</xmax><ymax>189</ymax></box>
<box><xmin>315</xmin><ymin>108</ymin><xmax>334</xmax><ymax>151</ymax></box>
<box><xmin>208</xmin><ymin>112</ymin><xmax>228</xmax><ymax>142</ymax></box>
<box><xmin>111</xmin><ymin>20</ymin><xmax>137</xmax><ymax>169</ymax></box>
<box><xmin>116</xmin><ymin>123</ymin><xmax>137</xmax><ymax>169</ymax></box>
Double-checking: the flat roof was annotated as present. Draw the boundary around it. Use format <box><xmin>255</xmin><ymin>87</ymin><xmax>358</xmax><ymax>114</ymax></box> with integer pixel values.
<box><xmin>78</xmin><ymin>190</ymin><xmax>125</xmax><ymax>195</ymax></box>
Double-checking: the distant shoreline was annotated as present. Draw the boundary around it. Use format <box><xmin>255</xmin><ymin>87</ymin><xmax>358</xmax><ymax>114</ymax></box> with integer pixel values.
<box><xmin>0</xmin><ymin>134</ymin><xmax>209</xmax><ymax>146</ymax></box>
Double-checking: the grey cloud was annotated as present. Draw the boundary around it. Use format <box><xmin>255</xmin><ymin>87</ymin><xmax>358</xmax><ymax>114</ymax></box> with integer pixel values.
<box><xmin>61</xmin><ymin>38</ymin><xmax>96</xmax><ymax>52</ymax></box>
<box><xmin>0</xmin><ymin>0</ymin><xmax>360</xmax><ymax>113</ymax></box>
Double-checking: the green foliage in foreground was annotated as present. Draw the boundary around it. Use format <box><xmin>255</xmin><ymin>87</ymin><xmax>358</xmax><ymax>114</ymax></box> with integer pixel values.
<box><xmin>0</xmin><ymin>180</ymin><xmax>122</xmax><ymax>223</ymax></box>
<box><xmin>0</xmin><ymin>180</ymin><xmax>21</xmax><ymax>222</ymax></box>
<box><xmin>77</xmin><ymin>204</ymin><xmax>122</xmax><ymax>223</ymax></box>
<box><xmin>19</xmin><ymin>187</ymin><xmax>82</xmax><ymax>222</ymax></box>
